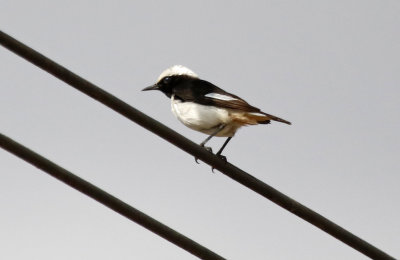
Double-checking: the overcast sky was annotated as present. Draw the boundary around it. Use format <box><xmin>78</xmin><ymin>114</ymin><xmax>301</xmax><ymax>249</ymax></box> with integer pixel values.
<box><xmin>1</xmin><ymin>1</ymin><xmax>399</xmax><ymax>259</ymax></box>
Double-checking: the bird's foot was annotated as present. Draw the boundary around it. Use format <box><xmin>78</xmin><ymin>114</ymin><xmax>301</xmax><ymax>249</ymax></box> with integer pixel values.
<box><xmin>204</xmin><ymin>146</ymin><xmax>213</xmax><ymax>153</ymax></box>
<box><xmin>217</xmin><ymin>153</ymin><xmax>227</xmax><ymax>162</ymax></box>
<box><xmin>211</xmin><ymin>153</ymin><xmax>228</xmax><ymax>173</ymax></box>
<box><xmin>195</xmin><ymin>146</ymin><xmax>213</xmax><ymax>164</ymax></box>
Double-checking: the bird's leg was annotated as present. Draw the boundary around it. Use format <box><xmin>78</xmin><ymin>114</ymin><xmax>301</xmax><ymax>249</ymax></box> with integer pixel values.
<box><xmin>200</xmin><ymin>124</ymin><xmax>226</xmax><ymax>150</ymax></box>
<box><xmin>216</xmin><ymin>137</ymin><xmax>232</xmax><ymax>160</ymax></box>
<box><xmin>195</xmin><ymin>124</ymin><xmax>225</xmax><ymax>164</ymax></box>
<box><xmin>211</xmin><ymin>137</ymin><xmax>232</xmax><ymax>172</ymax></box>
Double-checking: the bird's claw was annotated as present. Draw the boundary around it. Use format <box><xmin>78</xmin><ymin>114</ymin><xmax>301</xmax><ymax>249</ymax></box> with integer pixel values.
<box><xmin>203</xmin><ymin>146</ymin><xmax>213</xmax><ymax>153</ymax></box>
<box><xmin>211</xmin><ymin>154</ymin><xmax>228</xmax><ymax>173</ymax></box>
<box><xmin>195</xmin><ymin>144</ymin><xmax>227</xmax><ymax>172</ymax></box>
<box><xmin>217</xmin><ymin>154</ymin><xmax>227</xmax><ymax>162</ymax></box>
<box><xmin>195</xmin><ymin>146</ymin><xmax>213</xmax><ymax>163</ymax></box>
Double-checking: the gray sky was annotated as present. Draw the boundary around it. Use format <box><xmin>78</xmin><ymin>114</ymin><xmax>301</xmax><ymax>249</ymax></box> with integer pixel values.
<box><xmin>1</xmin><ymin>1</ymin><xmax>399</xmax><ymax>259</ymax></box>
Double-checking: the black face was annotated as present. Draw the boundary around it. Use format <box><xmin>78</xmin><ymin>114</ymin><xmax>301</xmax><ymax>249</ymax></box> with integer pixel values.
<box><xmin>143</xmin><ymin>75</ymin><xmax>194</xmax><ymax>99</ymax></box>
<box><xmin>156</xmin><ymin>76</ymin><xmax>176</xmax><ymax>97</ymax></box>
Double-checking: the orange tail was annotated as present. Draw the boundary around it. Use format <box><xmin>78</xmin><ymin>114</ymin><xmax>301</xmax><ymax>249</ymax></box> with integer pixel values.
<box><xmin>260</xmin><ymin>112</ymin><xmax>291</xmax><ymax>125</ymax></box>
<box><xmin>231</xmin><ymin>112</ymin><xmax>291</xmax><ymax>125</ymax></box>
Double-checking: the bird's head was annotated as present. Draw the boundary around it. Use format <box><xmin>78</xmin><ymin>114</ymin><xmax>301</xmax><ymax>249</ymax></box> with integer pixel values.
<box><xmin>142</xmin><ymin>65</ymin><xmax>198</xmax><ymax>97</ymax></box>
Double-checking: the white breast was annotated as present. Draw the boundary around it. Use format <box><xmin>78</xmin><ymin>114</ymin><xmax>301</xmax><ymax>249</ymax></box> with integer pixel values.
<box><xmin>170</xmin><ymin>95</ymin><xmax>232</xmax><ymax>135</ymax></box>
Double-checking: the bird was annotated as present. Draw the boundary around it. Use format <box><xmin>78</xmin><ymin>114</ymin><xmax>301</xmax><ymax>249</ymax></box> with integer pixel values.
<box><xmin>142</xmin><ymin>65</ymin><xmax>291</xmax><ymax>164</ymax></box>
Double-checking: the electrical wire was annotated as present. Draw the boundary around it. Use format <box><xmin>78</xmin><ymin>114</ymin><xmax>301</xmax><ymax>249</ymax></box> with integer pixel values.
<box><xmin>0</xmin><ymin>30</ymin><xmax>395</xmax><ymax>260</ymax></box>
<box><xmin>0</xmin><ymin>133</ymin><xmax>225</xmax><ymax>260</ymax></box>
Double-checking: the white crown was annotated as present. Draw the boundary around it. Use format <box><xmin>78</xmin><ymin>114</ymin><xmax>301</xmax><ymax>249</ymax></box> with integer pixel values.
<box><xmin>157</xmin><ymin>65</ymin><xmax>199</xmax><ymax>82</ymax></box>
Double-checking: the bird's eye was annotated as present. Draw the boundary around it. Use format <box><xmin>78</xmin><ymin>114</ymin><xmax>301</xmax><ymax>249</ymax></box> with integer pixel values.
<box><xmin>163</xmin><ymin>77</ymin><xmax>172</xmax><ymax>84</ymax></box>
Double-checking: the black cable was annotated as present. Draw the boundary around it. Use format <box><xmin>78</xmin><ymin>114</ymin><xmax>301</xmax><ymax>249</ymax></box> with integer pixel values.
<box><xmin>0</xmin><ymin>133</ymin><xmax>225</xmax><ymax>260</ymax></box>
<box><xmin>0</xmin><ymin>30</ymin><xmax>395</xmax><ymax>260</ymax></box>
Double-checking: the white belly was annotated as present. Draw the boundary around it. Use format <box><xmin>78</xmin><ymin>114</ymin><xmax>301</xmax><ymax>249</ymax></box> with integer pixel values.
<box><xmin>170</xmin><ymin>96</ymin><xmax>240</xmax><ymax>137</ymax></box>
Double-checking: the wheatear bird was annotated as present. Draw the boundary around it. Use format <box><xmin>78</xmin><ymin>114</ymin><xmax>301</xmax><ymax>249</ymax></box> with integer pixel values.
<box><xmin>143</xmin><ymin>65</ymin><xmax>291</xmax><ymax>163</ymax></box>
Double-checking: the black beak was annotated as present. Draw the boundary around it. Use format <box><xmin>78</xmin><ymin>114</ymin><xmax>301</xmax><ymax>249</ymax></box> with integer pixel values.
<box><xmin>142</xmin><ymin>84</ymin><xmax>159</xmax><ymax>91</ymax></box>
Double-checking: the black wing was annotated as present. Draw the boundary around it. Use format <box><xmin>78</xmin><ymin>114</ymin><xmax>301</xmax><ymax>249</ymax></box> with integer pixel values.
<box><xmin>172</xmin><ymin>79</ymin><xmax>292</xmax><ymax>125</ymax></box>
<box><xmin>173</xmin><ymin>79</ymin><xmax>262</xmax><ymax>113</ymax></box>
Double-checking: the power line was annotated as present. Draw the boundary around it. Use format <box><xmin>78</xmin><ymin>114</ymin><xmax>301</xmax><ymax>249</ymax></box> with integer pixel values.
<box><xmin>0</xmin><ymin>30</ymin><xmax>395</xmax><ymax>260</ymax></box>
<box><xmin>0</xmin><ymin>133</ymin><xmax>225</xmax><ymax>260</ymax></box>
